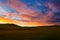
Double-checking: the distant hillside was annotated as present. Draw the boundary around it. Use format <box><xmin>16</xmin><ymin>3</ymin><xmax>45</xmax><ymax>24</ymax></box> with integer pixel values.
<box><xmin>0</xmin><ymin>24</ymin><xmax>21</xmax><ymax>30</ymax></box>
<box><xmin>0</xmin><ymin>24</ymin><xmax>60</xmax><ymax>27</ymax></box>
<box><xmin>0</xmin><ymin>24</ymin><xmax>60</xmax><ymax>30</ymax></box>
<box><xmin>0</xmin><ymin>24</ymin><xmax>20</xmax><ymax>27</ymax></box>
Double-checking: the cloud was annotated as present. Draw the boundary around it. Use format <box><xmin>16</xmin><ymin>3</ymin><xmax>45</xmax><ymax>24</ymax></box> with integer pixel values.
<box><xmin>0</xmin><ymin>0</ymin><xmax>60</xmax><ymax>26</ymax></box>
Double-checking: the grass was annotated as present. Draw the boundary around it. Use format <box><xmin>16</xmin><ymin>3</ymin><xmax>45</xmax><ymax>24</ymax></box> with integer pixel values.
<box><xmin>0</xmin><ymin>24</ymin><xmax>60</xmax><ymax>40</ymax></box>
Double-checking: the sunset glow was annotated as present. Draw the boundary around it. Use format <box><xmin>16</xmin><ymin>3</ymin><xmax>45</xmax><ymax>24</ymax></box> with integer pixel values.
<box><xmin>0</xmin><ymin>0</ymin><xmax>60</xmax><ymax>27</ymax></box>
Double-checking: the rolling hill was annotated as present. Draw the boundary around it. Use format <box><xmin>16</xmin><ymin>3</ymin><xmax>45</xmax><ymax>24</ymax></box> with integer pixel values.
<box><xmin>0</xmin><ymin>24</ymin><xmax>60</xmax><ymax>40</ymax></box>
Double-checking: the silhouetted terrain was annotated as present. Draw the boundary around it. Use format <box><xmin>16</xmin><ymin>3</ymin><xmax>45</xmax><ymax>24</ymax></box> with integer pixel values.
<box><xmin>0</xmin><ymin>24</ymin><xmax>60</xmax><ymax>40</ymax></box>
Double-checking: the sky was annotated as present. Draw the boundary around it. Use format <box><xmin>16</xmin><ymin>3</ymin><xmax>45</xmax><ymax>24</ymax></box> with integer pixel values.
<box><xmin>0</xmin><ymin>0</ymin><xmax>60</xmax><ymax>26</ymax></box>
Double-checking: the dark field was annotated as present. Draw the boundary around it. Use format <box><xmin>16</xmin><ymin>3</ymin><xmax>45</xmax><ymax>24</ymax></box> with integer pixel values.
<box><xmin>0</xmin><ymin>24</ymin><xmax>60</xmax><ymax>40</ymax></box>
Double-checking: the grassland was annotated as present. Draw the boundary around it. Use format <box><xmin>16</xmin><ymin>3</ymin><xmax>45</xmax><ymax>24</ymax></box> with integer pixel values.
<box><xmin>0</xmin><ymin>24</ymin><xmax>60</xmax><ymax>40</ymax></box>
